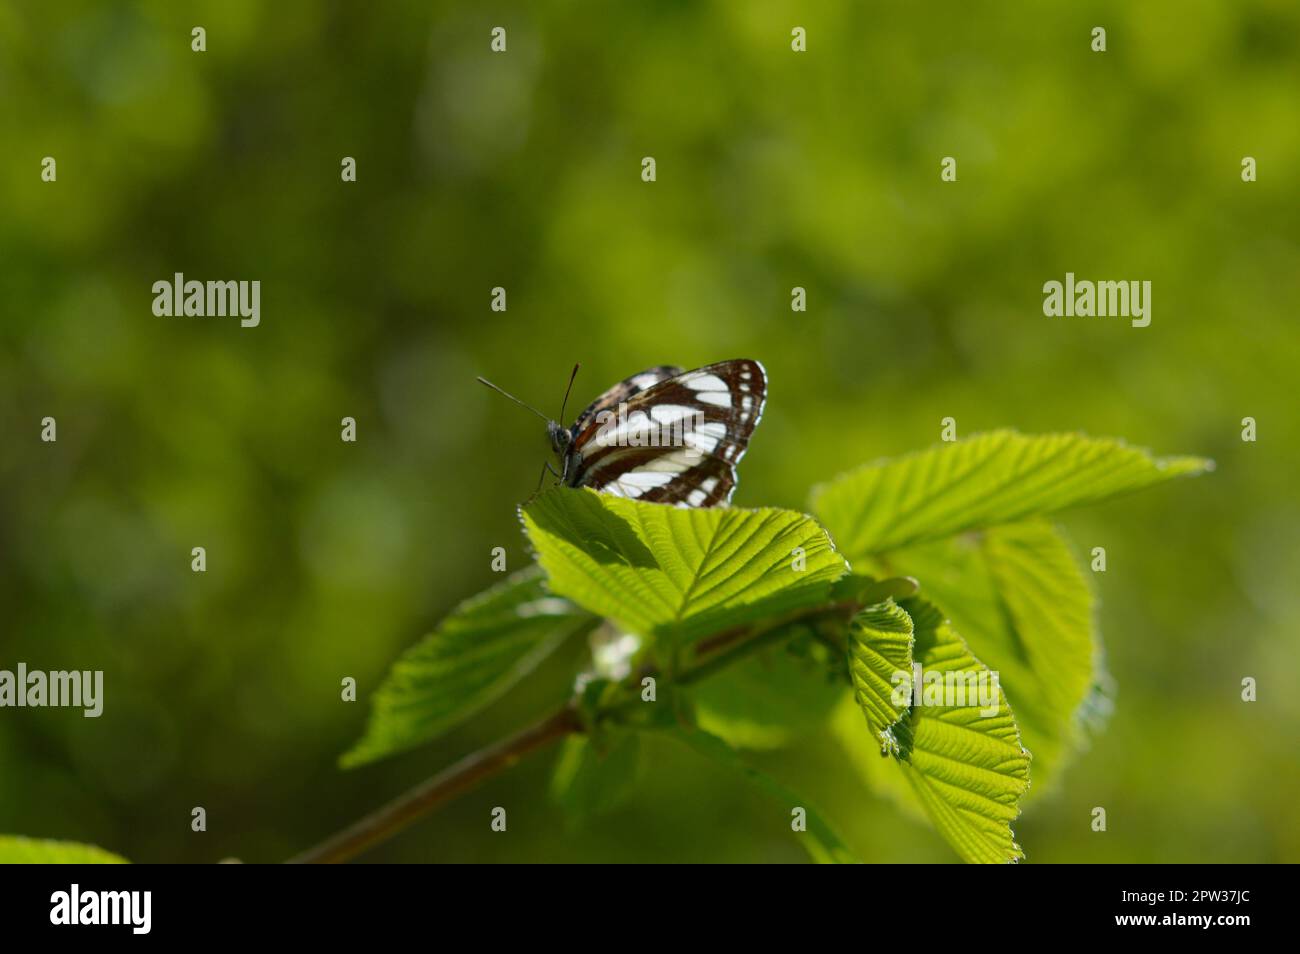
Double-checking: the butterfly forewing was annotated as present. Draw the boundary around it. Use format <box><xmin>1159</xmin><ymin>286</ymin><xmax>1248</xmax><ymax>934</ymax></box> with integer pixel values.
<box><xmin>570</xmin><ymin>365</ymin><xmax>683</xmax><ymax>434</ymax></box>
<box><xmin>565</xmin><ymin>359</ymin><xmax>766</xmax><ymax>507</ymax></box>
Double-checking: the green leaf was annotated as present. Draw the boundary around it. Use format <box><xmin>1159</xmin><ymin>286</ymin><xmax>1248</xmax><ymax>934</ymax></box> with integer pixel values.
<box><xmin>888</xmin><ymin>598</ymin><xmax>1031</xmax><ymax>864</ymax></box>
<box><xmin>549</xmin><ymin>731</ymin><xmax>643</xmax><ymax>826</ymax></box>
<box><xmin>668</xmin><ymin>726</ymin><xmax>859</xmax><ymax>863</ymax></box>
<box><xmin>887</xmin><ymin>519</ymin><xmax>1097</xmax><ymax>791</ymax></box>
<box><xmin>692</xmin><ymin>627</ymin><xmax>848</xmax><ymax>750</ymax></box>
<box><xmin>811</xmin><ymin>430</ymin><xmax>1212</xmax><ymax>561</ymax></box>
<box><xmin>521</xmin><ymin>488</ymin><xmax>848</xmax><ymax>648</ymax></box>
<box><xmin>342</xmin><ymin>566</ymin><xmax>596</xmax><ymax>767</ymax></box>
<box><xmin>847</xmin><ymin>600</ymin><xmax>915</xmax><ymax>755</ymax></box>
<box><xmin>0</xmin><ymin>835</ymin><xmax>128</xmax><ymax>864</ymax></box>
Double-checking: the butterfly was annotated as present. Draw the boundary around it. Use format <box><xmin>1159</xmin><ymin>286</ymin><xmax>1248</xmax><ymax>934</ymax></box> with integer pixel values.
<box><xmin>478</xmin><ymin>359</ymin><xmax>767</xmax><ymax>508</ymax></box>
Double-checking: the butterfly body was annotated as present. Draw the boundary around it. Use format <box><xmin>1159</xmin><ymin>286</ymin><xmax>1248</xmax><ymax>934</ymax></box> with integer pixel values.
<box><xmin>550</xmin><ymin>359</ymin><xmax>767</xmax><ymax>507</ymax></box>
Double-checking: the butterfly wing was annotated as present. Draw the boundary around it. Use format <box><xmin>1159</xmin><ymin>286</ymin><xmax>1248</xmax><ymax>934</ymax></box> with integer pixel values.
<box><xmin>566</xmin><ymin>359</ymin><xmax>767</xmax><ymax>507</ymax></box>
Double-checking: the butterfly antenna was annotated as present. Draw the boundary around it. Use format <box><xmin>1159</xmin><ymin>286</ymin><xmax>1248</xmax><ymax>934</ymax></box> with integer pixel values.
<box><xmin>558</xmin><ymin>363</ymin><xmax>581</xmax><ymax>423</ymax></box>
<box><xmin>476</xmin><ymin>376</ymin><xmax>550</xmax><ymax>422</ymax></box>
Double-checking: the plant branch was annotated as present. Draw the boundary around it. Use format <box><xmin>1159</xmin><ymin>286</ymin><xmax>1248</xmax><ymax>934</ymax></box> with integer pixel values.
<box><xmin>288</xmin><ymin>705</ymin><xmax>581</xmax><ymax>864</ymax></box>
<box><xmin>287</xmin><ymin>579</ymin><xmax>906</xmax><ymax>863</ymax></box>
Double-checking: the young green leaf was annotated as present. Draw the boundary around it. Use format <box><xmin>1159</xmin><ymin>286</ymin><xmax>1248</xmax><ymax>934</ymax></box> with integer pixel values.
<box><xmin>830</xmin><ymin>693</ymin><xmax>932</xmax><ymax>827</ymax></box>
<box><xmin>811</xmin><ymin>430</ymin><xmax>1212</xmax><ymax>561</ymax></box>
<box><xmin>887</xmin><ymin>519</ymin><xmax>1096</xmax><ymax>791</ymax></box>
<box><xmin>887</xmin><ymin>598</ymin><xmax>1031</xmax><ymax>864</ymax></box>
<box><xmin>668</xmin><ymin>726</ymin><xmax>859</xmax><ymax>863</ymax></box>
<box><xmin>847</xmin><ymin>600</ymin><xmax>915</xmax><ymax>755</ymax></box>
<box><xmin>549</xmin><ymin>731</ymin><xmax>644</xmax><ymax>827</ymax></box>
<box><xmin>0</xmin><ymin>835</ymin><xmax>128</xmax><ymax>864</ymax></box>
<box><xmin>342</xmin><ymin>566</ymin><xmax>596</xmax><ymax>768</ymax></box>
<box><xmin>692</xmin><ymin>629</ymin><xmax>848</xmax><ymax>750</ymax></box>
<box><xmin>521</xmin><ymin>488</ymin><xmax>848</xmax><ymax>648</ymax></box>
<box><xmin>831</xmin><ymin>573</ymin><xmax>919</xmax><ymax>605</ymax></box>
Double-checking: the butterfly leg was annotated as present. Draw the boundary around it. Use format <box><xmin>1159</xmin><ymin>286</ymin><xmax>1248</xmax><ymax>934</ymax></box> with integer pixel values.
<box><xmin>522</xmin><ymin>460</ymin><xmax>555</xmax><ymax>507</ymax></box>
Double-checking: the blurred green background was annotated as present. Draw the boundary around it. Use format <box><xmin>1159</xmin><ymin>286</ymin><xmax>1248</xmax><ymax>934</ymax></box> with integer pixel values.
<box><xmin>2</xmin><ymin>0</ymin><xmax>1298</xmax><ymax>863</ymax></box>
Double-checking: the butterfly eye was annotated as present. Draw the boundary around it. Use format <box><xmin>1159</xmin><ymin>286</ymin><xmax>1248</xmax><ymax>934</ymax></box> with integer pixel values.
<box><xmin>546</xmin><ymin>421</ymin><xmax>571</xmax><ymax>454</ymax></box>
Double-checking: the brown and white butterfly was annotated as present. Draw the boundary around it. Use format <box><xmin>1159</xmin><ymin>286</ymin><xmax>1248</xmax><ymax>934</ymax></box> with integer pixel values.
<box><xmin>478</xmin><ymin>359</ymin><xmax>767</xmax><ymax>508</ymax></box>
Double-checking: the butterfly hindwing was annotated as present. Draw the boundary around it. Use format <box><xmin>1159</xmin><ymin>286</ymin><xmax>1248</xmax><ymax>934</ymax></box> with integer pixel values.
<box><xmin>598</xmin><ymin>451</ymin><xmax>737</xmax><ymax>508</ymax></box>
<box><xmin>565</xmin><ymin>359</ymin><xmax>766</xmax><ymax>507</ymax></box>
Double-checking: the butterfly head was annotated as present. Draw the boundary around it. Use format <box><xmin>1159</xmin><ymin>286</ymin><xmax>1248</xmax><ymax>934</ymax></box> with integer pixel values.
<box><xmin>478</xmin><ymin>364</ymin><xmax>583</xmax><ymax>490</ymax></box>
<box><xmin>546</xmin><ymin>419</ymin><xmax>572</xmax><ymax>459</ymax></box>
<box><xmin>546</xmin><ymin>363</ymin><xmax>581</xmax><ymax>468</ymax></box>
